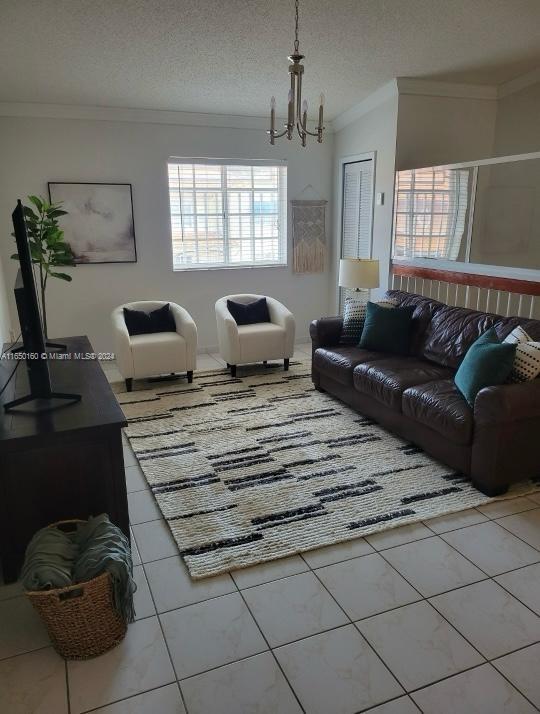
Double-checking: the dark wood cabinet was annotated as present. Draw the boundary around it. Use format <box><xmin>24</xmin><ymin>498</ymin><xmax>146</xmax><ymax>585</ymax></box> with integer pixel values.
<box><xmin>0</xmin><ymin>336</ymin><xmax>128</xmax><ymax>582</ymax></box>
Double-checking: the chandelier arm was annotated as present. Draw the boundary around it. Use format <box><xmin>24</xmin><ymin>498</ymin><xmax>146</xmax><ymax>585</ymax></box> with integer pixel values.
<box><xmin>297</xmin><ymin>110</ymin><xmax>322</xmax><ymax>137</ymax></box>
<box><xmin>267</xmin><ymin>128</ymin><xmax>289</xmax><ymax>139</ymax></box>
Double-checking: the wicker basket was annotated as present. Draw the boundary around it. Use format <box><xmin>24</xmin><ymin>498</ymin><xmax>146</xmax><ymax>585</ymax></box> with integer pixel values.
<box><xmin>25</xmin><ymin>520</ymin><xmax>127</xmax><ymax>660</ymax></box>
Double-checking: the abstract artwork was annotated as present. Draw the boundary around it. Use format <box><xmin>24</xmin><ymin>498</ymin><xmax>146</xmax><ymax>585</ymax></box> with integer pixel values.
<box><xmin>291</xmin><ymin>199</ymin><xmax>327</xmax><ymax>273</ymax></box>
<box><xmin>48</xmin><ymin>182</ymin><xmax>137</xmax><ymax>264</ymax></box>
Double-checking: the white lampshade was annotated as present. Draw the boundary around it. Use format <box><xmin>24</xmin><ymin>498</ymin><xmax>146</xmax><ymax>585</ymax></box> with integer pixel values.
<box><xmin>338</xmin><ymin>258</ymin><xmax>380</xmax><ymax>290</ymax></box>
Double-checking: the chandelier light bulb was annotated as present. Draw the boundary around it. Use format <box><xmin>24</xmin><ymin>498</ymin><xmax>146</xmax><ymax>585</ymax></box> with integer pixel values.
<box><xmin>270</xmin><ymin>96</ymin><xmax>276</xmax><ymax>110</ymax></box>
<box><xmin>302</xmin><ymin>99</ymin><xmax>308</xmax><ymax>114</ymax></box>
<box><xmin>320</xmin><ymin>93</ymin><xmax>325</xmax><ymax>107</ymax></box>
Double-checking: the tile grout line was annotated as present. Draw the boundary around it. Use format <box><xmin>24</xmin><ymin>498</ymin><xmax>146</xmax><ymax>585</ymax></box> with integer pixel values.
<box><xmin>78</xmin><ymin>682</ymin><xmax>184</xmax><ymax>714</ymax></box>
<box><xmin>140</xmin><ymin>568</ymin><xmax>191</xmax><ymax>714</ymax></box>
<box><xmin>65</xmin><ymin>659</ymin><xmax>71</xmax><ymax>714</ymax></box>
<box><xmin>228</xmin><ymin>576</ymin><xmax>308</xmax><ymax>714</ymax></box>
<box><xmin>307</xmin><ymin>567</ymin><xmax>418</xmax><ymax>701</ymax></box>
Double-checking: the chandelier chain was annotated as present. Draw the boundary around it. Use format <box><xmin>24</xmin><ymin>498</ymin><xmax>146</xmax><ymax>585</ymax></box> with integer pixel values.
<box><xmin>294</xmin><ymin>0</ymin><xmax>299</xmax><ymax>53</ymax></box>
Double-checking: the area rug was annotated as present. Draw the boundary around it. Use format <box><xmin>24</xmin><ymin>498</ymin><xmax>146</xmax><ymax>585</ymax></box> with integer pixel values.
<box><xmin>116</xmin><ymin>360</ymin><xmax>539</xmax><ymax>579</ymax></box>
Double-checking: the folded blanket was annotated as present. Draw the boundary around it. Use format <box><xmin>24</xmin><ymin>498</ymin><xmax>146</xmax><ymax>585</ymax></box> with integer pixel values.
<box><xmin>22</xmin><ymin>515</ymin><xmax>136</xmax><ymax>623</ymax></box>
<box><xmin>73</xmin><ymin>514</ymin><xmax>136</xmax><ymax>623</ymax></box>
<box><xmin>21</xmin><ymin>527</ymin><xmax>77</xmax><ymax>591</ymax></box>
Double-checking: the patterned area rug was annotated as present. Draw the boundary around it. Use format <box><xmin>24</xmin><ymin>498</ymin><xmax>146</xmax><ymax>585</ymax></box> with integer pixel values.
<box><xmin>116</xmin><ymin>360</ymin><xmax>539</xmax><ymax>579</ymax></box>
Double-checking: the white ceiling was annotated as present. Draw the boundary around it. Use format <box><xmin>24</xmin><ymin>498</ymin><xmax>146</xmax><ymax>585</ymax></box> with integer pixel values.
<box><xmin>1</xmin><ymin>0</ymin><xmax>540</xmax><ymax>120</ymax></box>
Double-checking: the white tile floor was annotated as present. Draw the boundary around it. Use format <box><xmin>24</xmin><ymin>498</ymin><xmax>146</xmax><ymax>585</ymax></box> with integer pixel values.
<box><xmin>1</xmin><ymin>343</ymin><xmax>540</xmax><ymax>713</ymax></box>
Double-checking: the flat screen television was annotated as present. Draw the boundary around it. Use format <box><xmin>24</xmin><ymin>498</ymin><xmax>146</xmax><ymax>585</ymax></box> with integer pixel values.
<box><xmin>3</xmin><ymin>200</ymin><xmax>80</xmax><ymax>412</ymax></box>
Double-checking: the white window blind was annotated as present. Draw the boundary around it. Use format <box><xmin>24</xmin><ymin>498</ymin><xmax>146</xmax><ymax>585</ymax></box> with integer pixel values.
<box><xmin>340</xmin><ymin>159</ymin><xmax>374</xmax><ymax>308</ymax></box>
<box><xmin>393</xmin><ymin>167</ymin><xmax>471</xmax><ymax>260</ymax></box>
<box><xmin>168</xmin><ymin>161</ymin><xmax>287</xmax><ymax>270</ymax></box>
<box><xmin>341</xmin><ymin>160</ymin><xmax>374</xmax><ymax>261</ymax></box>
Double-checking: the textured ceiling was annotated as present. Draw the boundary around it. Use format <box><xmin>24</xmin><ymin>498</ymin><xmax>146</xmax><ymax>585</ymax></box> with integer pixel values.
<box><xmin>1</xmin><ymin>0</ymin><xmax>540</xmax><ymax>120</ymax></box>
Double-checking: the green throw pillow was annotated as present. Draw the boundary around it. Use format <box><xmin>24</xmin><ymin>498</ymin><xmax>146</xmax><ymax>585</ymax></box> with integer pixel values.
<box><xmin>359</xmin><ymin>301</ymin><xmax>415</xmax><ymax>355</ymax></box>
<box><xmin>454</xmin><ymin>327</ymin><xmax>516</xmax><ymax>406</ymax></box>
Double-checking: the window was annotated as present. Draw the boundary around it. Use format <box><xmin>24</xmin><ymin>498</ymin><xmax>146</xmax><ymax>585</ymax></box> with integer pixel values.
<box><xmin>168</xmin><ymin>160</ymin><xmax>287</xmax><ymax>270</ymax></box>
<box><xmin>393</xmin><ymin>166</ymin><xmax>472</xmax><ymax>260</ymax></box>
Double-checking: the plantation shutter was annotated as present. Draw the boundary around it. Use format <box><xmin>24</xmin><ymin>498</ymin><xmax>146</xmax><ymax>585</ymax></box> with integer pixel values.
<box><xmin>340</xmin><ymin>159</ymin><xmax>374</xmax><ymax>308</ymax></box>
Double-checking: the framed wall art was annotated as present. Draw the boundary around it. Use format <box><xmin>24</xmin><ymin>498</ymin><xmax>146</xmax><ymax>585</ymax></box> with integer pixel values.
<box><xmin>48</xmin><ymin>182</ymin><xmax>137</xmax><ymax>264</ymax></box>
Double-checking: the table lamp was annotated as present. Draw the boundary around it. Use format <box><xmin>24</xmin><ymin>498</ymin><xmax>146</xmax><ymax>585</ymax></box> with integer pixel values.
<box><xmin>338</xmin><ymin>258</ymin><xmax>379</xmax><ymax>303</ymax></box>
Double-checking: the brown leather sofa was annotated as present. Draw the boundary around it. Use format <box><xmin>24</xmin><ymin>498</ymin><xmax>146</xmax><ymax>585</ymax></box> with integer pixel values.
<box><xmin>310</xmin><ymin>290</ymin><xmax>540</xmax><ymax>496</ymax></box>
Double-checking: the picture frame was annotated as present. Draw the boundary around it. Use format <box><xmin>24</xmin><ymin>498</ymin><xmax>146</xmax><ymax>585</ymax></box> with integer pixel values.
<box><xmin>48</xmin><ymin>182</ymin><xmax>137</xmax><ymax>264</ymax></box>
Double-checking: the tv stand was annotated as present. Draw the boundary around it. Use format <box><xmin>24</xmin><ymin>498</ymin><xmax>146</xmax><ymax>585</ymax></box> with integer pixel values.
<box><xmin>0</xmin><ymin>335</ymin><xmax>128</xmax><ymax>582</ymax></box>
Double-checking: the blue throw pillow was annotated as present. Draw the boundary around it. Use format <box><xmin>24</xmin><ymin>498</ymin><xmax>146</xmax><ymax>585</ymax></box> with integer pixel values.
<box><xmin>227</xmin><ymin>297</ymin><xmax>270</xmax><ymax>325</ymax></box>
<box><xmin>359</xmin><ymin>301</ymin><xmax>415</xmax><ymax>355</ymax></box>
<box><xmin>123</xmin><ymin>303</ymin><xmax>176</xmax><ymax>336</ymax></box>
<box><xmin>454</xmin><ymin>327</ymin><xmax>516</xmax><ymax>406</ymax></box>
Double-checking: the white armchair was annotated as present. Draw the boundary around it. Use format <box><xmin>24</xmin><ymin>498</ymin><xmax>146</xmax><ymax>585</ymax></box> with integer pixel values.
<box><xmin>111</xmin><ymin>301</ymin><xmax>197</xmax><ymax>391</ymax></box>
<box><xmin>215</xmin><ymin>294</ymin><xmax>295</xmax><ymax>377</ymax></box>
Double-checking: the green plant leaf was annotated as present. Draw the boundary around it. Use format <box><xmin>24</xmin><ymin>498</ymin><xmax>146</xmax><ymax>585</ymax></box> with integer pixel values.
<box><xmin>10</xmin><ymin>253</ymin><xmax>20</xmax><ymax>261</ymax></box>
<box><xmin>47</xmin><ymin>209</ymin><xmax>68</xmax><ymax>218</ymax></box>
<box><xmin>23</xmin><ymin>206</ymin><xmax>39</xmax><ymax>221</ymax></box>
<box><xmin>49</xmin><ymin>271</ymin><xmax>72</xmax><ymax>281</ymax></box>
<box><xmin>28</xmin><ymin>195</ymin><xmax>43</xmax><ymax>211</ymax></box>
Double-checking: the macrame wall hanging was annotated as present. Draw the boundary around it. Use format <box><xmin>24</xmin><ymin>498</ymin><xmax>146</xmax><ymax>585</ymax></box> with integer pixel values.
<box><xmin>291</xmin><ymin>197</ymin><xmax>327</xmax><ymax>274</ymax></box>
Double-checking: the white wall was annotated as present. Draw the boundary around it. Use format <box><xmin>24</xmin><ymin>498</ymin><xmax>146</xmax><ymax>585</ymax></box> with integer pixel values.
<box><xmin>0</xmin><ymin>115</ymin><xmax>333</xmax><ymax>352</ymax></box>
<box><xmin>332</xmin><ymin>97</ymin><xmax>399</xmax><ymax>308</ymax></box>
<box><xmin>0</xmin><ymin>253</ymin><xmax>11</xmax><ymax>346</ymax></box>
<box><xmin>395</xmin><ymin>94</ymin><xmax>497</xmax><ymax>170</ymax></box>
<box><xmin>493</xmin><ymin>81</ymin><xmax>540</xmax><ymax>156</ymax></box>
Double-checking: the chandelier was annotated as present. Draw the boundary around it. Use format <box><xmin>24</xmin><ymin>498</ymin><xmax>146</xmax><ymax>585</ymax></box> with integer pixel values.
<box><xmin>267</xmin><ymin>0</ymin><xmax>325</xmax><ymax>147</ymax></box>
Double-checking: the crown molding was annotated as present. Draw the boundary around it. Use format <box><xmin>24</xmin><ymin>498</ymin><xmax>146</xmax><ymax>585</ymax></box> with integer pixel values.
<box><xmin>332</xmin><ymin>76</ymin><xmax>501</xmax><ymax>132</ymax></box>
<box><xmin>332</xmin><ymin>80</ymin><xmax>398</xmax><ymax>132</ymax></box>
<box><xmin>0</xmin><ymin>101</ymin><xmax>333</xmax><ymax>133</ymax></box>
<box><xmin>396</xmin><ymin>77</ymin><xmax>497</xmax><ymax>100</ymax></box>
<box><xmin>497</xmin><ymin>66</ymin><xmax>540</xmax><ymax>98</ymax></box>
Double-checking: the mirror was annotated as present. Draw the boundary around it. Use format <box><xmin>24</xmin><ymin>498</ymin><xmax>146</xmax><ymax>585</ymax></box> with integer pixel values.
<box><xmin>392</xmin><ymin>154</ymin><xmax>540</xmax><ymax>271</ymax></box>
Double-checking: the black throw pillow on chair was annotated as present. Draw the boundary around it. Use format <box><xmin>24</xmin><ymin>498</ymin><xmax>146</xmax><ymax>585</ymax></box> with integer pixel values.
<box><xmin>227</xmin><ymin>297</ymin><xmax>271</xmax><ymax>325</ymax></box>
<box><xmin>123</xmin><ymin>303</ymin><xmax>176</xmax><ymax>336</ymax></box>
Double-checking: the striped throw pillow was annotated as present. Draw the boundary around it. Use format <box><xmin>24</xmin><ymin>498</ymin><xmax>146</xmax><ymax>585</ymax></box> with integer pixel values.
<box><xmin>503</xmin><ymin>326</ymin><xmax>540</xmax><ymax>382</ymax></box>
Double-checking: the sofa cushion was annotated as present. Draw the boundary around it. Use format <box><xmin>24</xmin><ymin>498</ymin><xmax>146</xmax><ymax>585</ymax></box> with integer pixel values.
<box><xmin>353</xmin><ymin>357</ymin><xmax>453</xmax><ymax>411</ymax></box>
<box><xmin>237</xmin><ymin>323</ymin><xmax>286</xmax><ymax>363</ymax></box>
<box><xmin>314</xmin><ymin>346</ymin><xmax>390</xmax><ymax>386</ymax></box>
<box><xmin>418</xmin><ymin>304</ymin><xmax>508</xmax><ymax>369</ymax></box>
<box><xmin>130</xmin><ymin>331</ymin><xmax>186</xmax><ymax>378</ymax></box>
<box><xmin>402</xmin><ymin>379</ymin><xmax>473</xmax><ymax>445</ymax></box>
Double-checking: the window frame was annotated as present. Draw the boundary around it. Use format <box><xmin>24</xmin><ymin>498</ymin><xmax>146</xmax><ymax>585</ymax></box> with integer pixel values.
<box><xmin>167</xmin><ymin>158</ymin><xmax>288</xmax><ymax>272</ymax></box>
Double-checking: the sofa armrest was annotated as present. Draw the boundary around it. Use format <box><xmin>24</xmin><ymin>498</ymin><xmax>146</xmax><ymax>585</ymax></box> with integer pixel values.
<box><xmin>474</xmin><ymin>380</ymin><xmax>540</xmax><ymax>426</ymax></box>
<box><xmin>471</xmin><ymin>379</ymin><xmax>540</xmax><ymax>495</ymax></box>
<box><xmin>309</xmin><ymin>317</ymin><xmax>343</xmax><ymax>349</ymax></box>
<box><xmin>170</xmin><ymin>303</ymin><xmax>198</xmax><ymax>370</ymax></box>
<box><xmin>215</xmin><ymin>299</ymin><xmax>240</xmax><ymax>364</ymax></box>
<box><xmin>111</xmin><ymin>308</ymin><xmax>134</xmax><ymax>379</ymax></box>
<box><xmin>266</xmin><ymin>297</ymin><xmax>296</xmax><ymax>357</ymax></box>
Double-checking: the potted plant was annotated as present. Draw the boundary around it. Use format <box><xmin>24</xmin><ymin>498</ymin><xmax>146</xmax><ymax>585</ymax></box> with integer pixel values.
<box><xmin>11</xmin><ymin>195</ymin><xmax>75</xmax><ymax>338</ymax></box>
